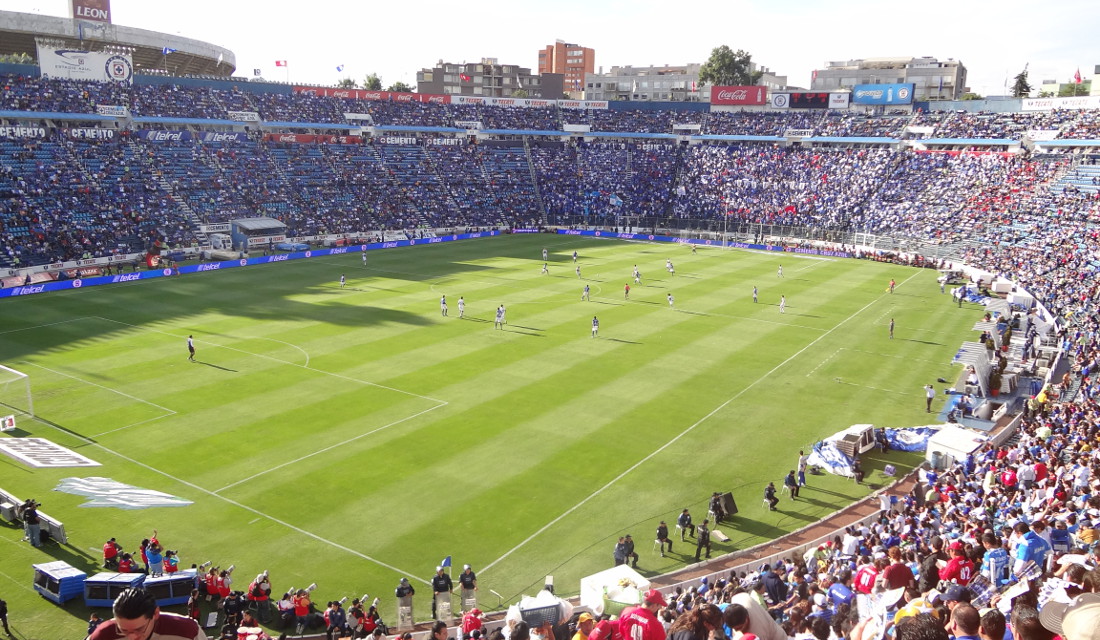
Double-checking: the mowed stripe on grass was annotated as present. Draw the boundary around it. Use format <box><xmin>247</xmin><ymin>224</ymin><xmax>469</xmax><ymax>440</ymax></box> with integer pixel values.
<box><xmin>0</xmin><ymin>236</ymin><xmax>975</xmax><ymax>637</ymax></box>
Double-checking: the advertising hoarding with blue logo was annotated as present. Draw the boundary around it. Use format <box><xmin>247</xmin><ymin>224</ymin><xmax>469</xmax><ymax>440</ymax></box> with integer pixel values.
<box><xmin>852</xmin><ymin>83</ymin><xmax>915</xmax><ymax>105</ymax></box>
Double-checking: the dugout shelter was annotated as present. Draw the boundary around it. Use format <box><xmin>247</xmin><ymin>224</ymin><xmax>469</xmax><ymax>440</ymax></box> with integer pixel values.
<box><xmin>230</xmin><ymin>218</ymin><xmax>288</xmax><ymax>252</ymax></box>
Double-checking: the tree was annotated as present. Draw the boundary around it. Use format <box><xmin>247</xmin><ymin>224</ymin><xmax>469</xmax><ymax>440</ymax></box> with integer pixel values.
<box><xmin>336</xmin><ymin>77</ymin><xmax>358</xmax><ymax>89</ymax></box>
<box><xmin>1038</xmin><ymin>90</ymin><xmax>1055</xmax><ymax>98</ymax></box>
<box><xmin>0</xmin><ymin>53</ymin><xmax>32</xmax><ymax>65</ymax></box>
<box><xmin>386</xmin><ymin>81</ymin><xmax>413</xmax><ymax>93</ymax></box>
<box><xmin>1011</xmin><ymin>65</ymin><xmax>1032</xmax><ymax>98</ymax></box>
<box><xmin>1059</xmin><ymin>81</ymin><xmax>1091</xmax><ymax>97</ymax></box>
<box><xmin>511</xmin><ymin>89</ymin><xmax>529</xmax><ymax>98</ymax></box>
<box><xmin>698</xmin><ymin>45</ymin><xmax>762</xmax><ymax>87</ymax></box>
<box><xmin>363</xmin><ymin>73</ymin><xmax>382</xmax><ymax>90</ymax></box>
<box><xmin>960</xmin><ymin>92</ymin><xmax>984</xmax><ymax>101</ymax></box>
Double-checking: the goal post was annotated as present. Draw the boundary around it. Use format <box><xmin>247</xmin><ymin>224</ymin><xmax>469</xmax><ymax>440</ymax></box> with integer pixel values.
<box><xmin>0</xmin><ymin>364</ymin><xmax>33</xmax><ymax>420</ymax></box>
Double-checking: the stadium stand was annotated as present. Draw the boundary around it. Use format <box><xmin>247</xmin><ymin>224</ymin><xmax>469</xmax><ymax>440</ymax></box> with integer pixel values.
<box><xmin>11</xmin><ymin>71</ymin><xmax>1100</xmax><ymax>640</ymax></box>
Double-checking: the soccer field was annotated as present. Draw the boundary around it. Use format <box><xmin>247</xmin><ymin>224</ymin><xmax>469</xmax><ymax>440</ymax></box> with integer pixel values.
<box><xmin>0</xmin><ymin>234</ymin><xmax>972</xmax><ymax>637</ymax></box>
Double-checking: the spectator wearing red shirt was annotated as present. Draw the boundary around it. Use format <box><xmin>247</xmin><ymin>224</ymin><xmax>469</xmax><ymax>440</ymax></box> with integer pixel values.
<box><xmin>939</xmin><ymin>541</ymin><xmax>975</xmax><ymax>585</ymax></box>
<box><xmin>620</xmin><ymin>589</ymin><xmax>668</xmax><ymax>640</ymax></box>
<box><xmin>103</xmin><ymin>537</ymin><xmax>121</xmax><ymax>570</ymax></box>
<box><xmin>853</xmin><ymin>557</ymin><xmax>883</xmax><ymax>595</ymax></box>
<box><xmin>881</xmin><ymin>546</ymin><xmax>915</xmax><ymax>589</ymax></box>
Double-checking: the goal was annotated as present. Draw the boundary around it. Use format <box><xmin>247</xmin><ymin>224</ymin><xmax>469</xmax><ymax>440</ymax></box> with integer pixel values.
<box><xmin>0</xmin><ymin>364</ymin><xmax>33</xmax><ymax>419</ymax></box>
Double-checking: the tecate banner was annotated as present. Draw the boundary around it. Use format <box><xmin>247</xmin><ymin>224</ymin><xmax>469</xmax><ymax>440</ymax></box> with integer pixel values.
<box><xmin>37</xmin><ymin>43</ymin><xmax>132</xmax><ymax>85</ymax></box>
<box><xmin>828</xmin><ymin>93</ymin><xmax>851</xmax><ymax>109</ymax></box>
<box><xmin>710</xmin><ymin>86</ymin><xmax>767</xmax><ymax>106</ymax></box>
<box><xmin>851</xmin><ymin>83</ymin><xmax>914</xmax><ymax>105</ymax></box>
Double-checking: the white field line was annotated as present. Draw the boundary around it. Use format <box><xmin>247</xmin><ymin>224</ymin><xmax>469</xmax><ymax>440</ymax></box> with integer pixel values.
<box><xmin>20</xmin><ymin>362</ymin><xmax>177</xmax><ymax>416</ymax></box>
<box><xmin>0</xmin><ymin>316</ymin><xmax>91</xmax><ymax>336</ymax></box>
<box><xmin>21</xmin><ymin>410</ymin><xmax>431</xmax><ymax>584</ymax></box>
<box><xmin>212</xmin><ymin>401</ymin><xmax>447</xmax><ymax>494</ymax></box>
<box><xmin>244</xmin><ymin>336</ymin><xmax>311</xmax><ymax>367</ymax></box>
<box><xmin>806</xmin><ymin>348</ymin><xmax>842</xmax><ymax>377</ymax></box>
<box><xmin>834</xmin><ymin>379</ymin><xmax>916</xmax><ymax>396</ymax></box>
<box><xmin>479</xmin><ymin>268</ymin><xmax>924</xmax><ymax>575</ymax></box>
<box><xmin>91</xmin><ymin>412</ymin><xmax>177</xmax><ymax>438</ymax></box>
<box><xmin>92</xmin><ymin>316</ymin><xmax>447</xmax><ymax>405</ymax></box>
<box><xmin>844</xmin><ymin>348</ymin><xmax>946</xmax><ymax>365</ymax></box>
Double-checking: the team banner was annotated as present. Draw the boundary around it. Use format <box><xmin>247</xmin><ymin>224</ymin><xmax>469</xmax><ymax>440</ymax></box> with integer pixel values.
<box><xmin>852</xmin><ymin>83</ymin><xmax>914</xmax><ymax>105</ymax></box>
<box><xmin>227</xmin><ymin>111</ymin><xmax>260</xmax><ymax>122</ymax></box>
<box><xmin>828</xmin><ymin>93</ymin><xmax>851</xmax><ymax>109</ymax></box>
<box><xmin>789</xmin><ymin>93</ymin><xmax>830</xmax><ymax>109</ymax></box>
<box><xmin>710</xmin><ymin>86</ymin><xmax>767</xmax><ymax>106</ymax></box>
<box><xmin>294</xmin><ymin>86</ymin><xmax>608</xmax><ymax>110</ymax></box>
<box><xmin>0</xmin><ymin>126</ymin><xmax>47</xmax><ymax>139</ymax></box>
<box><xmin>95</xmin><ymin>104</ymin><xmax>129</xmax><ymax>117</ymax></box>
<box><xmin>1022</xmin><ymin>95</ymin><xmax>1100</xmax><ymax>111</ymax></box>
<box><xmin>65</xmin><ymin>128</ymin><xmax>115</xmax><ymax>140</ymax></box>
<box><xmin>136</xmin><ymin>129</ymin><xmax>192</xmax><ymax>142</ymax></box>
<box><xmin>37</xmin><ymin>43</ymin><xmax>133</xmax><ymax>85</ymax></box>
<box><xmin>71</xmin><ymin>0</ymin><xmax>111</xmax><ymax>23</ymax></box>
<box><xmin>0</xmin><ymin>232</ymin><xmax>500</xmax><ymax>299</ymax></box>
<box><xmin>770</xmin><ymin>94</ymin><xmax>790</xmax><ymax>109</ymax></box>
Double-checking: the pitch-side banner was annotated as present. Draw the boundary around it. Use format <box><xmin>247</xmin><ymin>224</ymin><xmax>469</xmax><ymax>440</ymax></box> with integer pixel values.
<box><xmin>710</xmin><ymin>86</ymin><xmax>767</xmax><ymax>106</ymax></box>
<box><xmin>0</xmin><ymin>232</ymin><xmax>500</xmax><ymax>299</ymax></box>
<box><xmin>37</xmin><ymin>43</ymin><xmax>132</xmax><ymax>84</ymax></box>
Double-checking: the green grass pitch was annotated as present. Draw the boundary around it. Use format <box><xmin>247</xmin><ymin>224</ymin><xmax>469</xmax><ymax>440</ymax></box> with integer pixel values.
<box><xmin>0</xmin><ymin>234</ymin><xmax>974</xmax><ymax>637</ymax></box>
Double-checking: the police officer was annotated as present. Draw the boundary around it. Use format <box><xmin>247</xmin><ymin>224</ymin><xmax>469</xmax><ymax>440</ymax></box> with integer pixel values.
<box><xmin>458</xmin><ymin>565</ymin><xmax>477</xmax><ymax>610</ymax></box>
<box><xmin>656</xmin><ymin>521</ymin><xmax>673</xmax><ymax>557</ymax></box>
<box><xmin>430</xmin><ymin>566</ymin><xmax>453</xmax><ymax>619</ymax></box>
<box><xmin>695</xmin><ymin>520</ymin><xmax>712</xmax><ymax>561</ymax></box>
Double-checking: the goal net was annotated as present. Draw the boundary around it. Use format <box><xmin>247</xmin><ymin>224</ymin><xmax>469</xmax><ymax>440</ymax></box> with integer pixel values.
<box><xmin>0</xmin><ymin>364</ymin><xmax>33</xmax><ymax>420</ymax></box>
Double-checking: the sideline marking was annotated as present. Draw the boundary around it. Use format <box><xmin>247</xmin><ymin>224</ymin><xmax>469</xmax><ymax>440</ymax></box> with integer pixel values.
<box><xmin>20</xmin><ymin>408</ymin><xmax>431</xmax><ymax>584</ymax></box>
<box><xmin>0</xmin><ymin>316</ymin><xmax>91</xmax><ymax>336</ymax></box>
<box><xmin>479</xmin><ymin>268</ymin><xmax>924</xmax><ymax>575</ymax></box>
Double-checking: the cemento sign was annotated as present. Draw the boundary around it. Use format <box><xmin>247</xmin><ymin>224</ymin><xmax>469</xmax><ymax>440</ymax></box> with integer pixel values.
<box><xmin>55</xmin><ymin>477</ymin><xmax>193</xmax><ymax>509</ymax></box>
<box><xmin>0</xmin><ymin>437</ymin><xmax>100</xmax><ymax>467</ymax></box>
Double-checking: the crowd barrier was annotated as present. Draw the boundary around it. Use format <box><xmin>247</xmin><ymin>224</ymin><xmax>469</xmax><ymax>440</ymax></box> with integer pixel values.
<box><xmin>0</xmin><ymin>231</ymin><xmax>500</xmax><ymax>300</ymax></box>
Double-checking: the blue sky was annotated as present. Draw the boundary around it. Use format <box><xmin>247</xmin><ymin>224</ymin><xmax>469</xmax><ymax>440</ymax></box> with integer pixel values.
<box><xmin>2</xmin><ymin>0</ymin><xmax>1094</xmax><ymax>95</ymax></box>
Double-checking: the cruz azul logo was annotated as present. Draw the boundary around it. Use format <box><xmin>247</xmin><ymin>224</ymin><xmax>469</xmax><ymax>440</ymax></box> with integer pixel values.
<box><xmin>55</xmin><ymin>477</ymin><xmax>193</xmax><ymax>510</ymax></box>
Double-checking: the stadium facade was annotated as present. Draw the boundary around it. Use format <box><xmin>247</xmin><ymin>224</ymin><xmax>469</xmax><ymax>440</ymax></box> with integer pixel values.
<box><xmin>0</xmin><ymin>8</ymin><xmax>236</xmax><ymax>79</ymax></box>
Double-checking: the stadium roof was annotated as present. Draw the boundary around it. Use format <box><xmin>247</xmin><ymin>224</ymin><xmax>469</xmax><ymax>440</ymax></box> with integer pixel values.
<box><xmin>0</xmin><ymin>9</ymin><xmax>236</xmax><ymax>77</ymax></box>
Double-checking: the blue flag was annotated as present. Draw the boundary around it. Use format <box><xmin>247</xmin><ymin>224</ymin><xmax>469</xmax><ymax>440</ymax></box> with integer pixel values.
<box><xmin>162</xmin><ymin>47</ymin><xmax>177</xmax><ymax>55</ymax></box>
<box><xmin>336</xmin><ymin>64</ymin><xmax>345</xmax><ymax>73</ymax></box>
<box><xmin>441</xmin><ymin>555</ymin><xmax>452</xmax><ymax>568</ymax></box>
<box><xmin>609</xmin><ymin>194</ymin><xmax>623</xmax><ymax>207</ymax></box>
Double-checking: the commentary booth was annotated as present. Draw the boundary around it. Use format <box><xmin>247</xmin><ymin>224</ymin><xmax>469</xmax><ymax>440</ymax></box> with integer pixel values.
<box><xmin>230</xmin><ymin>218</ymin><xmax>288</xmax><ymax>253</ymax></box>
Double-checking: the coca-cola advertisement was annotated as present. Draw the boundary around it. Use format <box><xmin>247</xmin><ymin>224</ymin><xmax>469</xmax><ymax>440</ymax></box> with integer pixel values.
<box><xmin>710</xmin><ymin>85</ymin><xmax>767</xmax><ymax>106</ymax></box>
